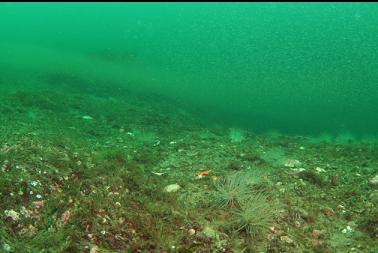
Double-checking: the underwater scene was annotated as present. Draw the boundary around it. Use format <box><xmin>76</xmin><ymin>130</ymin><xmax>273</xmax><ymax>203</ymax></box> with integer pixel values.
<box><xmin>0</xmin><ymin>2</ymin><xmax>378</xmax><ymax>253</ymax></box>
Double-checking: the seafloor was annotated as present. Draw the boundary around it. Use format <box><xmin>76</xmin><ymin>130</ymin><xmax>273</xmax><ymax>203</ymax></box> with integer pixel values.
<box><xmin>0</xmin><ymin>77</ymin><xmax>377</xmax><ymax>253</ymax></box>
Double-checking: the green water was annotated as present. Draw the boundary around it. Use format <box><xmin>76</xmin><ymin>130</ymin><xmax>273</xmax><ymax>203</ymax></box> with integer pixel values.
<box><xmin>2</xmin><ymin>3</ymin><xmax>378</xmax><ymax>252</ymax></box>
<box><xmin>1</xmin><ymin>2</ymin><xmax>378</xmax><ymax>137</ymax></box>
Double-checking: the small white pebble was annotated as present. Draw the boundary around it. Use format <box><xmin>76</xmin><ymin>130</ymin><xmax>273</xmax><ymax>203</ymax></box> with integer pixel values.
<box><xmin>164</xmin><ymin>183</ymin><xmax>181</xmax><ymax>193</ymax></box>
<box><xmin>280</xmin><ymin>235</ymin><xmax>294</xmax><ymax>244</ymax></box>
<box><xmin>101</xmin><ymin>230</ymin><xmax>106</xmax><ymax>235</ymax></box>
<box><xmin>342</xmin><ymin>226</ymin><xmax>353</xmax><ymax>234</ymax></box>
<box><xmin>315</xmin><ymin>167</ymin><xmax>326</xmax><ymax>173</ymax></box>
<box><xmin>82</xmin><ymin>115</ymin><xmax>94</xmax><ymax>120</ymax></box>
<box><xmin>30</xmin><ymin>181</ymin><xmax>39</xmax><ymax>187</ymax></box>
<box><xmin>152</xmin><ymin>171</ymin><xmax>165</xmax><ymax>176</ymax></box>
<box><xmin>36</xmin><ymin>194</ymin><xmax>43</xmax><ymax>199</ymax></box>
<box><xmin>188</xmin><ymin>228</ymin><xmax>196</xmax><ymax>235</ymax></box>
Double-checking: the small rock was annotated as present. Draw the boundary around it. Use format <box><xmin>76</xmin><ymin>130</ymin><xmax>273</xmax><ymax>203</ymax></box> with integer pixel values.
<box><xmin>311</xmin><ymin>229</ymin><xmax>323</xmax><ymax>238</ymax></box>
<box><xmin>34</xmin><ymin>200</ymin><xmax>44</xmax><ymax>208</ymax></box>
<box><xmin>294</xmin><ymin>221</ymin><xmax>301</xmax><ymax>228</ymax></box>
<box><xmin>292</xmin><ymin>168</ymin><xmax>306</xmax><ymax>173</ymax></box>
<box><xmin>269</xmin><ymin>226</ymin><xmax>281</xmax><ymax>233</ymax></box>
<box><xmin>82</xmin><ymin>115</ymin><xmax>94</xmax><ymax>120</ymax></box>
<box><xmin>280</xmin><ymin>235</ymin><xmax>294</xmax><ymax>244</ymax></box>
<box><xmin>342</xmin><ymin>225</ymin><xmax>353</xmax><ymax>234</ymax></box>
<box><xmin>164</xmin><ymin>183</ymin><xmax>181</xmax><ymax>193</ymax></box>
<box><xmin>188</xmin><ymin>228</ymin><xmax>196</xmax><ymax>236</ymax></box>
<box><xmin>284</xmin><ymin>159</ymin><xmax>301</xmax><ymax>168</ymax></box>
<box><xmin>20</xmin><ymin>206</ymin><xmax>32</xmax><ymax>218</ymax></box>
<box><xmin>315</xmin><ymin>167</ymin><xmax>326</xmax><ymax>173</ymax></box>
<box><xmin>19</xmin><ymin>224</ymin><xmax>37</xmax><ymax>237</ymax></box>
<box><xmin>4</xmin><ymin>209</ymin><xmax>20</xmax><ymax>221</ymax></box>
<box><xmin>30</xmin><ymin>181</ymin><xmax>39</xmax><ymax>187</ymax></box>
<box><xmin>62</xmin><ymin>210</ymin><xmax>71</xmax><ymax>222</ymax></box>
<box><xmin>90</xmin><ymin>245</ymin><xmax>100</xmax><ymax>253</ymax></box>
<box><xmin>322</xmin><ymin>207</ymin><xmax>335</xmax><ymax>217</ymax></box>
<box><xmin>152</xmin><ymin>171</ymin><xmax>165</xmax><ymax>176</ymax></box>
<box><xmin>368</xmin><ymin>174</ymin><xmax>378</xmax><ymax>186</ymax></box>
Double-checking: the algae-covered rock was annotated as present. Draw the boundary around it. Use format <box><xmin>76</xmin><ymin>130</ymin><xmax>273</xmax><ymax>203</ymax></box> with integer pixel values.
<box><xmin>164</xmin><ymin>183</ymin><xmax>181</xmax><ymax>193</ymax></box>
<box><xmin>368</xmin><ymin>174</ymin><xmax>378</xmax><ymax>186</ymax></box>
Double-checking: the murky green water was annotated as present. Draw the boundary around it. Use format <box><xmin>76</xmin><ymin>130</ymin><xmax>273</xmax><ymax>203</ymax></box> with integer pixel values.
<box><xmin>1</xmin><ymin>2</ymin><xmax>378</xmax><ymax>137</ymax></box>
<box><xmin>1</xmin><ymin>3</ymin><xmax>378</xmax><ymax>252</ymax></box>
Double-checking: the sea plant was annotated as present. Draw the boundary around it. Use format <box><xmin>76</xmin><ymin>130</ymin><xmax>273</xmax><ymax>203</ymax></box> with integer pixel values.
<box><xmin>213</xmin><ymin>171</ymin><xmax>263</xmax><ymax>209</ymax></box>
<box><xmin>213</xmin><ymin>172</ymin><xmax>250</xmax><ymax>208</ymax></box>
<box><xmin>229</xmin><ymin>128</ymin><xmax>245</xmax><ymax>143</ymax></box>
<box><xmin>228</xmin><ymin>190</ymin><xmax>274</xmax><ymax>238</ymax></box>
